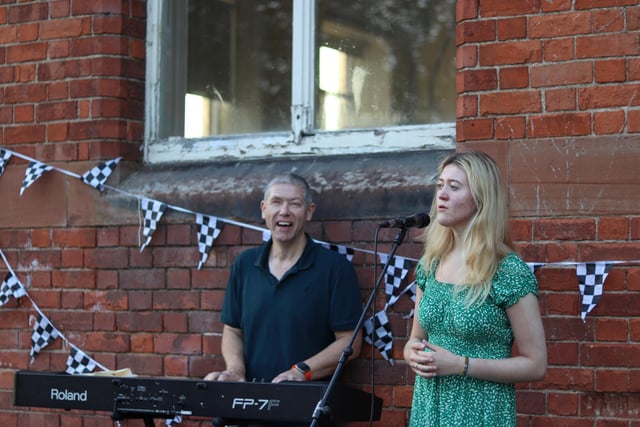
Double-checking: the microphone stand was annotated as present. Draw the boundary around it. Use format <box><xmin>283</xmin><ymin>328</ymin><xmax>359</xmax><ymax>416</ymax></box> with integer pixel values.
<box><xmin>309</xmin><ymin>226</ymin><xmax>408</xmax><ymax>427</ymax></box>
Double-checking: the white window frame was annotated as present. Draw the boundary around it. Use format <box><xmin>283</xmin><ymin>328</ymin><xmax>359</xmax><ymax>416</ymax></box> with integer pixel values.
<box><xmin>144</xmin><ymin>0</ymin><xmax>455</xmax><ymax>164</ymax></box>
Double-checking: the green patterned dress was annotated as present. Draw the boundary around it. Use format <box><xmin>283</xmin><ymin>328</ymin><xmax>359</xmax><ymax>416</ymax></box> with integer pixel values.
<box><xmin>409</xmin><ymin>252</ymin><xmax>538</xmax><ymax>427</ymax></box>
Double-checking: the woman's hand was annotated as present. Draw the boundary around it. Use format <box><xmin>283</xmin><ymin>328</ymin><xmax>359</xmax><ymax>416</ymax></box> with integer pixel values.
<box><xmin>405</xmin><ymin>338</ymin><xmax>437</xmax><ymax>378</ymax></box>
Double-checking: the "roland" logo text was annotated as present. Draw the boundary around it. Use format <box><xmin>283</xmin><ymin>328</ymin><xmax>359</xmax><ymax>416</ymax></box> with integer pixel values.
<box><xmin>50</xmin><ymin>388</ymin><xmax>88</xmax><ymax>401</ymax></box>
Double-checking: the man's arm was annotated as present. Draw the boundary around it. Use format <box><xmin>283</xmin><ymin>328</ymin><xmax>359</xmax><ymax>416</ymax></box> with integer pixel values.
<box><xmin>204</xmin><ymin>324</ymin><xmax>246</xmax><ymax>381</ymax></box>
<box><xmin>271</xmin><ymin>328</ymin><xmax>362</xmax><ymax>383</ymax></box>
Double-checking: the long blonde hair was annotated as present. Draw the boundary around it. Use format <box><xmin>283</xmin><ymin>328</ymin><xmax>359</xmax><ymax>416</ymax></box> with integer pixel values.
<box><xmin>420</xmin><ymin>151</ymin><xmax>514</xmax><ymax>305</ymax></box>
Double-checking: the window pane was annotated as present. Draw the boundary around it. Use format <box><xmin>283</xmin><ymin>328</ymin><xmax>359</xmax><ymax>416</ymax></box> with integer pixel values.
<box><xmin>160</xmin><ymin>0</ymin><xmax>292</xmax><ymax>139</ymax></box>
<box><xmin>316</xmin><ymin>0</ymin><xmax>456</xmax><ymax>130</ymax></box>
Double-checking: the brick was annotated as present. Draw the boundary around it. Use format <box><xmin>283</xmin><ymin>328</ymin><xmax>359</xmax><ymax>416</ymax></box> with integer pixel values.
<box><xmin>582</xmin><ymin>344</ymin><xmax>640</xmax><ymax>367</ymax></box>
<box><xmin>155</xmin><ymin>333</ymin><xmax>201</xmax><ymax>355</ymax></box>
<box><xmin>630</xmin><ymin>6</ymin><xmax>640</xmax><ymax>30</ymax></box>
<box><xmin>52</xmin><ymin>227</ymin><xmax>96</xmax><ymax>247</ymax></box>
<box><xmin>163</xmin><ymin>312</ymin><xmax>188</xmax><ymax>333</ymax></box>
<box><xmin>630</xmin><ymin>268</ymin><xmax>640</xmax><ymax>291</ymax></box>
<box><xmin>548</xmin><ymin>392</ymin><xmax>579</xmax><ymax>415</ymax></box>
<box><xmin>593</xmin><ymin>9</ymin><xmax>625</xmax><ymax>33</ymax></box>
<box><xmin>479</xmin><ymin>0</ymin><xmax>539</xmax><ymax>17</ymax></box>
<box><xmin>480</xmin><ymin>91</ymin><xmax>541</xmax><ymax>115</ymax></box>
<box><xmin>85</xmin><ymin>247</ymin><xmax>128</xmax><ymax>269</ymax></box>
<box><xmin>456</xmin><ymin>45</ymin><xmax>478</xmax><ymax>70</ymax></box>
<box><xmin>116</xmin><ymin>353</ymin><xmax>163</xmax><ymax>376</ymax></box>
<box><xmin>40</xmin><ymin>18</ymin><xmax>84</xmax><ymax>40</ymax></box>
<box><xmin>456</xmin><ymin>94</ymin><xmax>478</xmax><ymax>118</ymax></box>
<box><xmin>593</xmin><ymin>110</ymin><xmax>625</xmax><ymax>135</ymax></box>
<box><xmin>456</xmin><ymin>69</ymin><xmax>498</xmax><ymax>92</ymax></box>
<box><xmin>531</xmin><ymin>62</ymin><xmax>593</xmax><ymax>88</ymax></box>
<box><xmin>630</xmin><ymin>109</ymin><xmax>640</xmax><ymax>133</ymax></box>
<box><xmin>580</xmin><ymin>243</ymin><xmax>640</xmax><ymax>264</ymax></box>
<box><xmin>541</xmin><ymin>0</ymin><xmax>573</xmax><ymax>12</ymax></box>
<box><xmin>597</xmin><ymin>217</ymin><xmax>629</xmax><ymax>240</ymax></box>
<box><xmin>548</xmin><ymin>342</ymin><xmax>579</xmax><ymax>365</ymax></box>
<box><xmin>166</xmin><ymin>224</ymin><xmax>191</xmax><ymax>245</ymax></box>
<box><xmin>456</xmin><ymin>118</ymin><xmax>494</xmax><ymax>141</ymax></box>
<box><xmin>164</xmin><ymin>355</ymin><xmax>189</xmax><ymax>377</ymax></box>
<box><xmin>31</xmin><ymin>228</ymin><xmax>52</xmax><ymax>247</ymax></box>
<box><xmin>534</xmin><ymin>218</ymin><xmax>596</xmax><ymax>241</ymax></box>
<box><xmin>495</xmin><ymin>116</ymin><xmax>526</xmax><ymax>139</ymax></box>
<box><xmin>543</xmin><ymin>367</ymin><xmax>594</xmax><ymax>391</ymax></box>
<box><xmin>153</xmin><ymin>290</ymin><xmax>200</xmax><ymax>310</ymax></box>
<box><xmin>52</xmin><ymin>269</ymin><xmax>96</xmax><ymax>289</ymax></box>
<box><xmin>545</xmin><ymin>88</ymin><xmax>577</xmax><ymax>112</ymax></box>
<box><xmin>153</xmin><ymin>247</ymin><xmax>200</xmax><ymax>268</ymax></box>
<box><xmin>457</xmin><ymin>20</ymin><xmax>496</xmax><ymax>44</ymax></box>
<box><xmin>117</xmin><ymin>312</ymin><xmax>163</xmax><ymax>333</ymax></box>
<box><xmin>595</xmin><ymin>318</ymin><xmax>628</xmax><ymax>342</ymax></box>
<box><xmin>544</xmin><ymin>38</ymin><xmax>575</xmax><ymax>62</ymax></box>
<box><xmin>632</xmin><ymin>317</ymin><xmax>640</xmax><ymax>340</ymax></box>
<box><xmin>5</xmin><ymin>82</ymin><xmax>46</xmax><ymax>103</ymax></box>
<box><xmin>70</xmin><ymin>36</ymin><xmax>129</xmax><ymax>57</ymax></box>
<box><xmin>516</xmin><ymin>390</ymin><xmax>546</xmax><ymax>414</ymax></box>
<box><xmin>188</xmin><ymin>310</ymin><xmax>222</xmax><ymax>334</ymax></box>
<box><xmin>575</xmin><ymin>0</ymin><xmax>639</xmax><ymax>9</ymax></box>
<box><xmin>14</xmin><ymin>105</ymin><xmax>34</xmax><ymax>123</ymax></box>
<box><xmin>595</xmin><ymin>59</ymin><xmax>626</xmax><ymax>83</ymax></box>
<box><xmin>119</xmin><ymin>269</ymin><xmax>165</xmax><ymax>289</ymax></box>
<box><xmin>547</xmin><ymin>293</ymin><xmax>580</xmax><ymax>316</ymax></box>
<box><xmin>497</xmin><ymin>17</ymin><xmax>527</xmax><ymax>40</ymax></box>
<box><xmin>456</xmin><ymin>0</ymin><xmax>478</xmax><ymax>21</ymax></box>
<box><xmin>500</xmin><ymin>66</ymin><xmax>529</xmax><ymax>89</ymax></box>
<box><xmin>71</xmin><ymin>1</ymin><xmax>128</xmax><ymax>15</ymax></box>
<box><xmin>527</xmin><ymin>113</ymin><xmax>591</xmax><ymax>137</ymax></box>
<box><xmin>529</xmin><ymin>11</ymin><xmax>591</xmax><ymax>39</ymax></box>
<box><xmin>480</xmin><ymin>40</ymin><xmax>543</xmax><ymax>66</ymax></box>
<box><xmin>580</xmin><ymin>391</ymin><xmax>640</xmax><ymax>419</ymax></box>
<box><xmin>6</xmin><ymin>42</ymin><xmax>47</xmax><ymax>63</ymax></box>
<box><xmin>576</xmin><ymin>33</ymin><xmax>640</xmax><ymax>59</ymax></box>
<box><xmin>9</xmin><ymin>3</ymin><xmax>48</xmax><ymax>24</ymax></box>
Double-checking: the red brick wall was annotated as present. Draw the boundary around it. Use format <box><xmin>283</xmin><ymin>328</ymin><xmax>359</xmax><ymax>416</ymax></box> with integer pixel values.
<box><xmin>456</xmin><ymin>1</ymin><xmax>640</xmax><ymax>426</ymax></box>
<box><xmin>0</xmin><ymin>1</ymin><xmax>639</xmax><ymax>426</ymax></box>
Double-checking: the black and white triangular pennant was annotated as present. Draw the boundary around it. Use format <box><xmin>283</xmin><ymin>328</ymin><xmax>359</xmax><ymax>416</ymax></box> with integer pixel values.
<box><xmin>379</xmin><ymin>254</ymin><xmax>414</xmax><ymax>303</ymax></box>
<box><xmin>81</xmin><ymin>157</ymin><xmax>122</xmax><ymax>192</ymax></box>
<box><xmin>65</xmin><ymin>345</ymin><xmax>98</xmax><ymax>375</ymax></box>
<box><xmin>195</xmin><ymin>214</ymin><xmax>223</xmax><ymax>269</ymax></box>
<box><xmin>20</xmin><ymin>161</ymin><xmax>53</xmax><ymax>196</ymax></box>
<box><xmin>318</xmin><ymin>242</ymin><xmax>355</xmax><ymax>262</ymax></box>
<box><xmin>0</xmin><ymin>272</ymin><xmax>27</xmax><ymax>307</ymax></box>
<box><xmin>140</xmin><ymin>198</ymin><xmax>167</xmax><ymax>251</ymax></box>
<box><xmin>577</xmin><ymin>262</ymin><xmax>612</xmax><ymax>321</ymax></box>
<box><xmin>29</xmin><ymin>313</ymin><xmax>60</xmax><ymax>362</ymax></box>
<box><xmin>364</xmin><ymin>310</ymin><xmax>394</xmax><ymax>364</ymax></box>
<box><xmin>0</xmin><ymin>148</ymin><xmax>12</xmax><ymax>177</ymax></box>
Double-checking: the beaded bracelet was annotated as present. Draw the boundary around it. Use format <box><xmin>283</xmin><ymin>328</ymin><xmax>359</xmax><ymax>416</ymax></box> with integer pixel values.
<box><xmin>461</xmin><ymin>356</ymin><xmax>469</xmax><ymax>377</ymax></box>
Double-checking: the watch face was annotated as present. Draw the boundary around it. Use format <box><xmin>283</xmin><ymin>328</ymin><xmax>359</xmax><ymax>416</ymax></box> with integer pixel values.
<box><xmin>296</xmin><ymin>362</ymin><xmax>310</xmax><ymax>373</ymax></box>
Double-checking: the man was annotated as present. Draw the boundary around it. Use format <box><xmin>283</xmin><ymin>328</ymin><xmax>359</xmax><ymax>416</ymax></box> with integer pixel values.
<box><xmin>205</xmin><ymin>173</ymin><xmax>363</xmax><ymax>385</ymax></box>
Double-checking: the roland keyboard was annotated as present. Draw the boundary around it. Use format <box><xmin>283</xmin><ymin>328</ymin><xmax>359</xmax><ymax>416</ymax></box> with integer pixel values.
<box><xmin>14</xmin><ymin>370</ymin><xmax>382</xmax><ymax>425</ymax></box>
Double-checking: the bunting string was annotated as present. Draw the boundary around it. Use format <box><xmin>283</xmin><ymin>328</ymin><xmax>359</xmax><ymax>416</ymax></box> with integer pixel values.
<box><xmin>1</xmin><ymin>147</ymin><xmax>640</xmax><ymax>367</ymax></box>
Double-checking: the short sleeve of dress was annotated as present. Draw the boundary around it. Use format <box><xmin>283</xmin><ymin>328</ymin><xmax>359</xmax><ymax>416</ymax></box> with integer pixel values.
<box><xmin>416</xmin><ymin>261</ymin><xmax>430</xmax><ymax>292</ymax></box>
<box><xmin>491</xmin><ymin>252</ymin><xmax>539</xmax><ymax>308</ymax></box>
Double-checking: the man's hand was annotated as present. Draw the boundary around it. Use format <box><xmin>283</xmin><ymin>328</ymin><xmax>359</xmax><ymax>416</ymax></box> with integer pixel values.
<box><xmin>204</xmin><ymin>370</ymin><xmax>245</xmax><ymax>382</ymax></box>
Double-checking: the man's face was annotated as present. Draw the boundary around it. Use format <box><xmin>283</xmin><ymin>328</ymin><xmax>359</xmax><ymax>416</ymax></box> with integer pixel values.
<box><xmin>260</xmin><ymin>183</ymin><xmax>315</xmax><ymax>243</ymax></box>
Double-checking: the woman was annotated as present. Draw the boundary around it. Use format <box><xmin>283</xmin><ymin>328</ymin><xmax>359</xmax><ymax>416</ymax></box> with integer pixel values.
<box><xmin>404</xmin><ymin>151</ymin><xmax>547</xmax><ymax>427</ymax></box>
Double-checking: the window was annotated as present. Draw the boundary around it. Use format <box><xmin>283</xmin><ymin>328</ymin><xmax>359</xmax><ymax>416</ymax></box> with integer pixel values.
<box><xmin>145</xmin><ymin>0</ymin><xmax>456</xmax><ymax>163</ymax></box>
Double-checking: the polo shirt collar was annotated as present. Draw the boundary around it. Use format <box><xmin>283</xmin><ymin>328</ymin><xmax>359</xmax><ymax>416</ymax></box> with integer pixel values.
<box><xmin>255</xmin><ymin>233</ymin><xmax>316</xmax><ymax>273</ymax></box>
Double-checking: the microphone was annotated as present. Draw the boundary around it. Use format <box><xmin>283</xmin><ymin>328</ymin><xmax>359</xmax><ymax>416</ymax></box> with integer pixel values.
<box><xmin>378</xmin><ymin>212</ymin><xmax>430</xmax><ymax>229</ymax></box>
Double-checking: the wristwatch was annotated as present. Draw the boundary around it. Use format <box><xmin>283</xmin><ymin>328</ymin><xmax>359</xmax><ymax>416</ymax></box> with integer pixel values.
<box><xmin>292</xmin><ymin>361</ymin><xmax>312</xmax><ymax>381</ymax></box>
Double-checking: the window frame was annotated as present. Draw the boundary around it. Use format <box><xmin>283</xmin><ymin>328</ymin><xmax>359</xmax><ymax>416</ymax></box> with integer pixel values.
<box><xmin>144</xmin><ymin>0</ymin><xmax>456</xmax><ymax>164</ymax></box>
